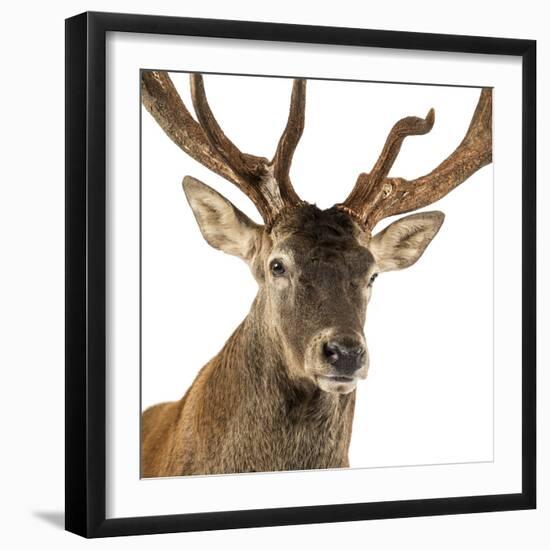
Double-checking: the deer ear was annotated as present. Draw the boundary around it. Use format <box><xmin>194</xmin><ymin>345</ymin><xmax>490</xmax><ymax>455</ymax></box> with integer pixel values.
<box><xmin>369</xmin><ymin>211</ymin><xmax>444</xmax><ymax>272</ymax></box>
<box><xmin>182</xmin><ymin>176</ymin><xmax>262</xmax><ymax>262</ymax></box>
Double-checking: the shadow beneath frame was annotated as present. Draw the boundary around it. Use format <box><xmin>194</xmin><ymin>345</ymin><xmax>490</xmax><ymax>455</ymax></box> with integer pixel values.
<box><xmin>33</xmin><ymin>510</ymin><xmax>65</xmax><ymax>530</ymax></box>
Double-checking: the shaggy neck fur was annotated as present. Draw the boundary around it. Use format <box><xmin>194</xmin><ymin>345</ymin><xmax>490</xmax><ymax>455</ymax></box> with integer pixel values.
<box><xmin>141</xmin><ymin>293</ymin><xmax>356</xmax><ymax>477</ymax></box>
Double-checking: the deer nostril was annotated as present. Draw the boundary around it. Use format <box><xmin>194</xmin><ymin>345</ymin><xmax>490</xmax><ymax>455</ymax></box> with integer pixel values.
<box><xmin>323</xmin><ymin>340</ymin><xmax>365</xmax><ymax>373</ymax></box>
<box><xmin>323</xmin><ymin>342</ymin><xmax>341</xmax><ymax>364</ymax></box>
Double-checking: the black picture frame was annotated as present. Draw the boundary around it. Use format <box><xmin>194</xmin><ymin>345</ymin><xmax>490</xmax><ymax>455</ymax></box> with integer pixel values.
<box><xmin>65</xmin><ymin>11</ymin><xmax>536</xmax><ymax>538</ymax></box>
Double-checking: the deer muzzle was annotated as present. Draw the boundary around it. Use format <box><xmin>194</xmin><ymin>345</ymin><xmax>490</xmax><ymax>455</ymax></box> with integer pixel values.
<box><xmin>305</xmin><ymin>329</ymin><xmax>369</xmax><ymax>395</ymax></box>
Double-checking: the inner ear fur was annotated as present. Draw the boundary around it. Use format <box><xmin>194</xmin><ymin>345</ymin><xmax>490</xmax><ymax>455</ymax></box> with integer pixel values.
<box><xmin>369</xmin><ymin>211</ymin><xmax>445</xmax><ymax>272</ymax></box>
<box><xmin>182</xmin><ymin>175</ymin><xmax>263</xmax><ymax>262</ymax></box>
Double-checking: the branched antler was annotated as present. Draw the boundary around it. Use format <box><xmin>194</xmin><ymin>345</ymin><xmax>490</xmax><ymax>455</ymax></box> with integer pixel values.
<box><xmin>141</xmin><ymin>71</ymin><xmax>305</xmax><ymax>226</ymax></box>
<box><xmin>338</xmin><ymin>88</ymin><xmax>492</xmax><ymax>230</ymax></box>
<box><xmin>142</xmin><ymin>72</ymin><xmax>492</xmax><ymax>232</ymax></box>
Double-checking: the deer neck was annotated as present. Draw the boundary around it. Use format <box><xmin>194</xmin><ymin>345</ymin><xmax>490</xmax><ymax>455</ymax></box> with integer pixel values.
<box><xmin>207</xmin><ymin>294</ymin><xmax>357</xmax><ymax>471</ymax></box>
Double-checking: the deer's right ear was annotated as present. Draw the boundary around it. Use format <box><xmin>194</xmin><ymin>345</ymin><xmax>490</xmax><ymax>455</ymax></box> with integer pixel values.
<box><xmin>182</xmin><ymin>176</ymin><xmax>263</xmax><ymax>262</ymax></box>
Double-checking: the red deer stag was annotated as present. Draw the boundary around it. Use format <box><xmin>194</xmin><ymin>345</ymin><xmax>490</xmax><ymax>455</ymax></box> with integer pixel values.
<box><xmin>141</xmin><ymin>72</ymin><xmax>492</xmax><ymax>477</ymax></box>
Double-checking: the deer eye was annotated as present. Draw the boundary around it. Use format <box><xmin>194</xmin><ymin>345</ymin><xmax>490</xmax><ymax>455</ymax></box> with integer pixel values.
<box><xmin>368</xmin><ymin>273</ymin><xmax>378</xmax><ymax>286</ymax></box>
<box><xmin>270</xmin><ymin>259</ymin><xmax>286</xmax><ymax>277</ymax></box>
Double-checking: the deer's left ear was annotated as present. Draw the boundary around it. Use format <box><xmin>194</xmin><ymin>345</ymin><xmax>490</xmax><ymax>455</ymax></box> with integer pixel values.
<box><xmin>183</xmin><ymin>176</ymin><xmax>263</xmax><ymax>262</ymax></box>
<box><xmin>369</xmin><ymin>211</ymin><xmax>445</xmax><ymax>272</ymax></box>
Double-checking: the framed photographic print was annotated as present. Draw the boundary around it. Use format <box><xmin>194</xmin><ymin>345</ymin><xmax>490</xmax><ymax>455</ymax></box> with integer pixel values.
<box><xmin>65</xmin><ymin>11</ymin><xmax>536</xmax><ymax>538</ymax></box>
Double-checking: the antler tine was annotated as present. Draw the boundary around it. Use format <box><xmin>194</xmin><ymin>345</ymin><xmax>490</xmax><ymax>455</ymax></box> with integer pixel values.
<box><xmin>339</xmin><ymin>108</ymin><xmax>435</xmax><ymax>226</ymax></box>
<box><xmin>271</xmin><ymin>79</ymin><xmax>307</xmax><ymax>206</ymax></box>
<box><xmin>189</xmin><ymin>73</ymin><xmax>282</xmax><ymax>222</ymax></box>
<box><xmin>340</xmin><ymin>88</ymin><xmax>492</xmax><ymax>231</ymax></box>
<box><xmin>141</xmin><ymin>70</ymin><xmax>239</xmax><ymax>185</ymax></box>
<box><xmin>142</xmin><ymin>70</ymin><xmax>306</xmax><ymax>226</ymax></box>
<box><xmin>340</xmin><ymin>109</ymin><xmax>435</xmax><ymax>217</ymax></box>
<box><xmin>189</xmin><ymin>74</ymin><xmax>269</xmax><ymax>181</ymax></box>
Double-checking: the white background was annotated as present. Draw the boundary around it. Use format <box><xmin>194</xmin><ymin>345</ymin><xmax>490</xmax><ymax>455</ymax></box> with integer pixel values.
<box><xmin>110</xmin><ymin>31</ymin><xmax>522</xmax><ymax>518</ymax></box>
<box><xmin>142</xmin><ymin>75</ymin><xmax>494</xmax><ymax>469</ymax></box>
<box><xmin>0</xmin><ymin>1</ymin><xmax>547</xmax><ymax>548</ymax></box>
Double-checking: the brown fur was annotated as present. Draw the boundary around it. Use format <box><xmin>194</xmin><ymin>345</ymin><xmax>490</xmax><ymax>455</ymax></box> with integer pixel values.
<box><xmin>141</xmin><ymin>206</ymin><xmax>365</xmax><ymax>477</ymax></box>
<box><xmin>142</xmin><ymin>314</ymin><xmax>356</xmax><ymax>477</ymax></box>
<box><xmin>139</xmin><ymin>73</ymin><xmax>484</xmax><ymax>478</ymax></box>
<box><xmin>141</xmin><ymin>200</ymin><xmax>442</xmax><ymax>477</ymax></box>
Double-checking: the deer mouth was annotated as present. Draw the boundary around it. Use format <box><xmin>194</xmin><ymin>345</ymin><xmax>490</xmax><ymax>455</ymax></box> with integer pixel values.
<box><xmin>321</xmin><ymin>374</ymin><xmax>355</xmax><ymax>383</ymax></box>
<box><xmin>316</xmin><ymin>374</ymin><xmax>358</xmax><ymax>395</ymax></box>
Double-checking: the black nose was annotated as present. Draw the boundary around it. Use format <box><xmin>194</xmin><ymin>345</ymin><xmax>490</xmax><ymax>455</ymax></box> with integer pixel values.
<box><xmin>323</xmin><ymin>339</ymin><xmax>365</xmax><ymax>375</ymax></box>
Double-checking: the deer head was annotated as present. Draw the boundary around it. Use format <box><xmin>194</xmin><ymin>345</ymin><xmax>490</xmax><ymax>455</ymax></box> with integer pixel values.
<box><xmin>142</xmin><ymin>72</ymin><xmax>492</xmax><ymax>395</ymax></box>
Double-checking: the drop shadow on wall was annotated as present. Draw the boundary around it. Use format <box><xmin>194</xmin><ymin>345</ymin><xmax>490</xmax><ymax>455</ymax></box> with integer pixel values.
<box><xmin>32</xmin><ymin>510</ymin><xmax>65</xmax><ymax>530</ymax></box>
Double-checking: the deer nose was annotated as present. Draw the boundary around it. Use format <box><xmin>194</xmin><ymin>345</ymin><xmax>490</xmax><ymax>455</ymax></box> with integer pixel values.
<box><xmin>323</xmin><ymin>339</ymin><xmax>365</xmax><ymax>375</ymax></box>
